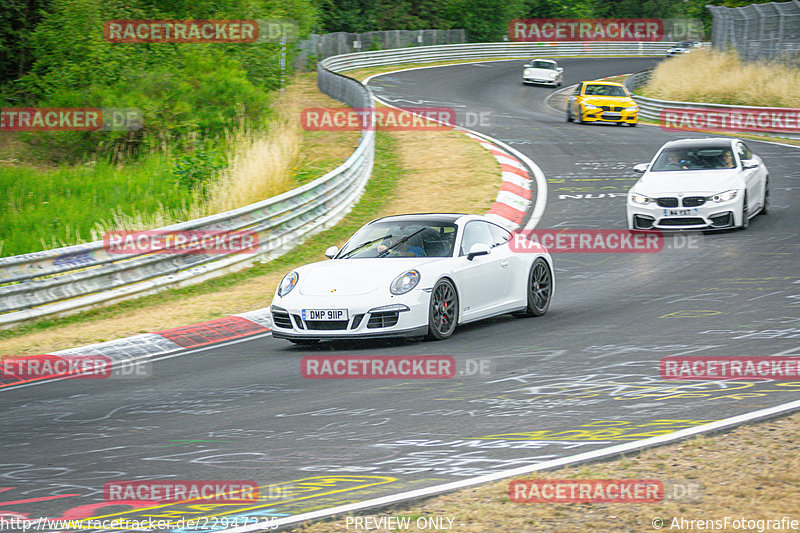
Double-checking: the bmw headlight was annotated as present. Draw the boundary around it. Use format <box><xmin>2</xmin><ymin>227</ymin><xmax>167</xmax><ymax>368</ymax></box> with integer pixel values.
<box><xmin>390</xmin><ymin>270</ymin><xmax>420</xmax><ymax>295</ymax></box>
<box><xmin>625</xmin><ymin>105</ymin><xmax>638</xmax><ymax>112</ymax></box>
<box><xmin>584</xmin><ymin>104</ymin><xmax>600</xmax><ymax>110</ymax></box>
<box><xmin>709</xmin><ymin>189</ymin><xmax>738</xmax><ymax>203</ymax></box>
<box><xmin>630</xmin><ymin>193</ymin><xmax>653</xmax><ymax>205</ymax></box>
<box><xmin>277</xmin><ymin>271</ymin><xmax>299</xmax><ymax>296</ymax></box>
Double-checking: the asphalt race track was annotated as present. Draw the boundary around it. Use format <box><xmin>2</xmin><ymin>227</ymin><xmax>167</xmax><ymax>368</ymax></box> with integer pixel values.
<box><xmin>2</xmin><ymin>58</ymin><xmax>799</xmax><ymax>530</ymax></box>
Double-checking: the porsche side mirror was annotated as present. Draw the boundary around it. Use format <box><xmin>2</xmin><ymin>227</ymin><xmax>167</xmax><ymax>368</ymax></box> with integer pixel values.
<box><xmin>633</xmin><ymin>163</ymin><xmax>649</xmax><ymax>174</ymax></box>
<box><xmin>742</xmin><ymin>161</ymin><xmax>759</xmax><ymax>170</ymax></box>
<box><xmin>557</xmin><ymin>67</ymin><xmax>564</xmax><ymax>73</ymax></box>
<box><xmin>324</xmin><ymin>246</ymin><xmax>339</xmax><ymax>259</ymax></box>
<box><xmin>467</xmin><ymin>243</ymin><xmax>491</xmax><ymax>260</ymax></box>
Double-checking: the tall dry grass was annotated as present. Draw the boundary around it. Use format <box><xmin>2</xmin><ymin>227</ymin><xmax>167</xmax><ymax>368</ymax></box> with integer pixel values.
<box><xmin>89</xmin><ymin>86</ymin><xmax>304</xmax><ymax>240</ymax></box>
<box><xmin>642</xmin><ymin>48</ymin><xmax>800</xmax><ymax>107</ymax></box>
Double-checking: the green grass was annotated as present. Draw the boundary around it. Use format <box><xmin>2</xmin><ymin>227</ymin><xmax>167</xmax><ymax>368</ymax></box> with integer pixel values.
<box><xmin>0</xmin><ymin>131</ymin><xmax>403</xmax><ymax>340</ymax></box>
<box><xmin>0</xmin><ymin>152</ymin><xmax>188</xmax><ymax>257</ymax></box>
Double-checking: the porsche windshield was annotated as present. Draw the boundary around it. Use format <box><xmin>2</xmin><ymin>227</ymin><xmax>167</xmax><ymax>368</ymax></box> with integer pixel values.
<box><xmin>529</xmin><ymin>60</ymin><xmax>556</xmax><ymax>69</ymax></box>
<box><xmin>338</xmin><ymin>221</ymin><xmax>458</xmax><ymax>259</ymax></box>
<box><xmin>650</xmin><ymin>147</ymin><xmax>737</xmax><ymax>172</ymax></box>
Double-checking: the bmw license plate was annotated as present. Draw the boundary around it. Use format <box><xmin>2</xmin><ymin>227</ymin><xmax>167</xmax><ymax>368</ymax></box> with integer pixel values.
<box><xmin>302</xmin><ymin>309</ymin><xmax>349</xmax><ymax>321</ymax></box>
<box><xmin>664</xmin><ymin>209</ymin><xmax>696</xmax><ymax>216</ymax></box>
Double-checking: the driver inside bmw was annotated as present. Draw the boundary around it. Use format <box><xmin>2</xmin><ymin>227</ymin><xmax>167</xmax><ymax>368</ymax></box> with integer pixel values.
<box><xmin>663</xmin><ymin>151</ymin><xmax>688</xmax><ymax>170</ymax></box>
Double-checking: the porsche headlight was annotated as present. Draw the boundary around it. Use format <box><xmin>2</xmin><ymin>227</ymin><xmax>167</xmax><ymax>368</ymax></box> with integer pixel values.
<box><xmin>390</xmin><ymin>270</ymin><xmax>420</xmax><ymax>295</ymax></box>
<box><xmin>549</xmin><ymin>71</ymin><xmax>558</xmax><ymax>78</ymax></box>
<box><xmin>709</xmin><ymin>189</ymin><xmax>738</xmax><ymax>203</ymax></box>
<box><xmin>524</xmin><ymin>68</ymin><xmax>533</xmax><ymax>76</ymax></box>
<box><xmin>630</xmin><ymin>193</ymin><xmax>653</xmax><ymax>205</ymax></box>
<box><xmin>277</xmin><ymin>271</ymin><xmax>299</xmax><ymax>296</ymax></box>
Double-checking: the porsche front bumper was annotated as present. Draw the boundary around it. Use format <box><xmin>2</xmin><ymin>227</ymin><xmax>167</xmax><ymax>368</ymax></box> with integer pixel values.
<box><xmin>270</xmin><ymin>289</ymin><xmax>431</xmax><ymax>340</ymax></box>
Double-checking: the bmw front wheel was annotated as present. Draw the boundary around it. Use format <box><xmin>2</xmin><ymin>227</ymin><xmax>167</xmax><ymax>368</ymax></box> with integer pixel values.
<box><xmin>739</xmin><ymin>192</ymin><xmax>749</xmax><ymax>230</ymax></box>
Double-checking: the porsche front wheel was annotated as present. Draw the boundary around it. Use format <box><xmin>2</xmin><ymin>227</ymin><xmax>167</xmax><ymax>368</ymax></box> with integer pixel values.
<box><xmin>426</xmin><ymin>279</ymin><xmax>458</xmax><ymax>340</ymax></box>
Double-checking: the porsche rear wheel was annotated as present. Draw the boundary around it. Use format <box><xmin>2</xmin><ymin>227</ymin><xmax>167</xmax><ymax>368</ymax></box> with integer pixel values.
<box><xmin>515</xmin><ymin>258</ymin><xmax>552</xmax><ymax>317</ymax></box>
<box><xmin>426</xmin><ymin>279</ymin><xmax>458</xmax><ymax>340</ymax></box>
<box><xmin>760</xmin><ymin>178</ymin><xmax>769</xmax><ymax>215</ymax></box>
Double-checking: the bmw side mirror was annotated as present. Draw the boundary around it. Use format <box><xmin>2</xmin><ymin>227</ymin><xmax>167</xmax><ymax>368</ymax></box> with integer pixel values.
<box><xmin>633</xmin><ymin>163</ymin><xmax>649</xmax><ymax>174</ymax></box>
<box><xmin>467</xmin><ymin>243</ymin><xmax>491</xmax><ymax>261</ymax></box>
<box><xmin>324</xmin><ymin>246</ymin><xmax>339</xmax><ymax>259</ymax></box>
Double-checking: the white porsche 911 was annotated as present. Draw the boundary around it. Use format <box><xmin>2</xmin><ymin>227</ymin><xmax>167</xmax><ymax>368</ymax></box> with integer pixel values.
<box><xmin>626</xmin><ymin>138</ymin><xmax>769</xmax><ymax>231</ymax></box>
<box><xmin>523</xmin><ymin>59</ymin><xmax>563</xmax><ymax>87</ymax></box>
<box><xmin>270</xmin><ymin>214</ymin><xmax>554</xmax><ymax>344</ymax></box>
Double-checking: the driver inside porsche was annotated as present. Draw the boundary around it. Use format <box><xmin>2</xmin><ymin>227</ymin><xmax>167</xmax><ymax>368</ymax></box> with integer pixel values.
<box><xmin>377</xmin><ymin>235</ymin><xmax>424</xmax><ymax>257</ymax></box>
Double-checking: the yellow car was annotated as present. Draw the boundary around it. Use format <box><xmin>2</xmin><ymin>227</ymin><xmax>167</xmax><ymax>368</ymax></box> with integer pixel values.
<box><xmin>566</xmin><ymin>81</ymin><xmax>638</xmax><ymax>126</ymax></box>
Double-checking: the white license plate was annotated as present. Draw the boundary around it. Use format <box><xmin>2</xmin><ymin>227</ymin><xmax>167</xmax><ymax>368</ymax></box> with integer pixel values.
<box><xmin>664</xmin><ymin>209</ymin><xmax>697</xmax><ymax>216</ymax></box>
<box><xmin>302</xmin><ymin>309</ymin><xmax>349</xmax><ymax>321</ymax></box>
<box><xmin>603</xmin><ymin>113</ymin><xmax>621</xmax><ymax>118</ymax></box>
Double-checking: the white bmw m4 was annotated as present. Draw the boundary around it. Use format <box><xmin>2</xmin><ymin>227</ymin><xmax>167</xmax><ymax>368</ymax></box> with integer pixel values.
<box><xmin>627</xmin><ymin>138</ymin><xmax>769</xmax><ymax>231</ymax></box>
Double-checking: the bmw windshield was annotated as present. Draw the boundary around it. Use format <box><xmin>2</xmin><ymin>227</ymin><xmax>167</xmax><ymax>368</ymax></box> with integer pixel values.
<box><xmin>651</xmin><ymin>147</ymin><xmax>737</xmax><ymax>172</ymax></box>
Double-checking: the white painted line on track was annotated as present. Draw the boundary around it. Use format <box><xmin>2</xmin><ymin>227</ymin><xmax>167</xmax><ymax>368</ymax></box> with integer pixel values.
<box><xmin>223</xmin><ymin>397</ymin><xmax>800</xmax><ymax>532</ymax></box>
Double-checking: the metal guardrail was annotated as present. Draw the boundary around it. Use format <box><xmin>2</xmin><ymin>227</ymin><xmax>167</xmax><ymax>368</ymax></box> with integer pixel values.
<box><xmin>322</xmin><ymin>41</ymin><xmax>675</xmax><ymax>72</ymax></box>
<box><xmin>0</xmin><ymin>41</ymin><xmax>675</xmax><ymax>329</ymax></box>
<box><xmin>0</xmin><ymin>62</ymin><xmax>375</xmax><ymax>328</ymax></box>
<box><xmin>624</xmin><ymin>69</ymin><xmax>800</xmax><ymax>141</ymax></box>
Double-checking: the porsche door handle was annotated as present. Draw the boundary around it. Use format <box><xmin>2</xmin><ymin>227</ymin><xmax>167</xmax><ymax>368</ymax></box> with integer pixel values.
<box><xmin>500</xmin><ymin>260</ymin><xmax>510</xmax><ymax>268</ymax></box>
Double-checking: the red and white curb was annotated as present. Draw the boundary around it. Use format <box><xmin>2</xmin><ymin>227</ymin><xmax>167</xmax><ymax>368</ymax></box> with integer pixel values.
<box><xmin>464</xmin><ymin>132</ymin><xmax>533</xmax><ymax>229</ymax></box>
<box><xmin>0</xmin><ymin>309</ymin><xmax>272</xmax><ymax>390</ymax></box>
